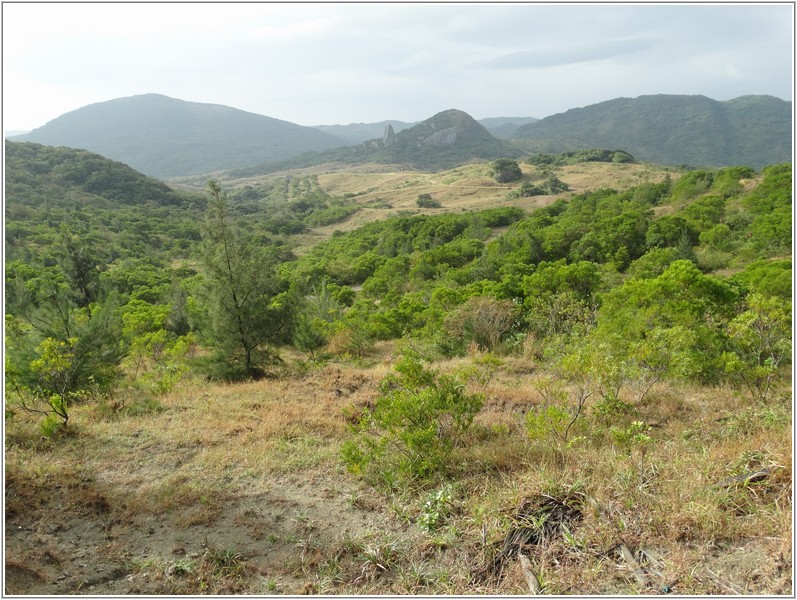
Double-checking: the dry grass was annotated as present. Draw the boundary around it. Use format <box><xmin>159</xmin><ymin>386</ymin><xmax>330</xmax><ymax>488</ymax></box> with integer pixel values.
<box><xmin>209</xmin><ymin>160</ymin><xmax>678</xmax><ymax>254</ymax></box>
<box><xmin>5</xmin><ymin>348</ymin><xmax>791</xmax><ymax>594</ymax></box>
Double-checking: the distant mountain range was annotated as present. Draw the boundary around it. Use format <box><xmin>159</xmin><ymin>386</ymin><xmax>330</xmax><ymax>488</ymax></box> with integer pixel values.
<box><xmin>312</xmin><ymin>116</ymin><xmax>539</xmax><ymax>143</ymax></box>
<box><xmin>10</xmin><ymin>94</ymin><xmax>349</xmax><ymax>179</ymax></box>
<box><xmin>512</xmin><ymin>94</ymin><xmax>791</xmax><ymax>170</ymax></box>
<box><xmin>8</xmin><ymin>93</ymin><xmax>790</xmax><ymax>179</ymax></box>
<box><xmin>312</xmin><ymin>120</ymin><xmax>416</xmax><ymax>145</ymax></box>
<box><xmin>229</xmin><ymin>108</ymin><xmax>522</xmax><ymax>177</ymax></box>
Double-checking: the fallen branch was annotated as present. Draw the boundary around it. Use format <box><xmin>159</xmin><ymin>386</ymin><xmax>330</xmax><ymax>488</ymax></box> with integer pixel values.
<box><xmin>619</xmin><ymin>544</ymin><xmax>649</xmax><ymax>588</ymax></box>
<box><xmin>638</xmin><ymin>546</ymin><xmax>665</xmax><ymax>580</ymax></box>
<box><xmin>518</xmin><ymin>553</ymin><xmax>543</xmax><ymax>595</ymax></box>
<box><xmin>711</xmin><ymin>468</ymin><xmax>771</xmax><ymax>490</ymax></box>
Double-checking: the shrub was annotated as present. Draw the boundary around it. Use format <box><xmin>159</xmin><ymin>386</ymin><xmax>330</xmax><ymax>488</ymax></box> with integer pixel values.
<box><xmin>610</xmin><ymin>421</ymin><xmax>653</xmax><ymax>452</ymax></box>
<box><xmin>341</xmin><ymin>354</ymin><xmax>483</xmax><ymax>488</ymax></box>
<box><xmin>489</xmin><ymin>159</ymin><xmax>523</xmax><ymax>183</ymax></box>
<box><xmin>443</xmin><ymin>296</ymin><xmax>519</xmax><ymax>353</ymax></box>
<box><xmin>416</xmin><ymin>194</ymin><xmax>442</xmax><ymax>209</ymax></box>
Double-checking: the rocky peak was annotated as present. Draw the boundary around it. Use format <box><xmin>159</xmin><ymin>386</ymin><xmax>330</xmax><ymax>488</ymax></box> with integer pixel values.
<box><xmin>383</xmin><ymin>124</ymin><xmax>397</xmax><ymax>146</ymax></box>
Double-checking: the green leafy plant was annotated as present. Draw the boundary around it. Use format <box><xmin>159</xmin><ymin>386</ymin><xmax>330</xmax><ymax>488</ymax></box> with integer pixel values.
<box><xmin>610</xmin><ymin>420</ymin><xmax>653</xmax><ymax>452</ymax></box>
<box><xmin>418</xmin><ymin>484</ymin><xmax>455</xmax><ymax>532</ymax></box>
<box><xmin>341</xmin><ymin>353</ymin><xmax>483</xmax><ymax>488</ymax></box>
<box><xmin>720</xmin><ymin>293</ymin><xmax>791</xmax><ymax>401</ymax></box>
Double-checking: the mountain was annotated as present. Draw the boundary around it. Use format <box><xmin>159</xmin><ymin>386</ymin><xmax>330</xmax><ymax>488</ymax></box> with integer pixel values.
<box><xmin>478</xmin><ymin>116</ymin><xmax>539</xmax><ymax>138</ymax></box>
<box><xmin>10</xmin><ymin>94</ymin><xmax>348</xmax><ymax>179</ymax></box>
<box><xmin>313</xmin><ymin>116</ymin><xmax>539</xmax><ymax>144</ymax></box>
<box><xmin>511</xmin><ymin>94</ymin><xmax>791</xmax><ymax>169</ymax></box>
<box><xmin>368</xmin><ymin>108</ymin><xmax>519</xmax><ymax>168</ymax></box>
<box><xmin>313</xmin><ymin>120</ymin><xmax>417</xmax><ymax>144</ymax></box>
<box><xmin>229</xmin><ymin>108</ymin><xmax>522</xmax><ymax>178</ymax></box>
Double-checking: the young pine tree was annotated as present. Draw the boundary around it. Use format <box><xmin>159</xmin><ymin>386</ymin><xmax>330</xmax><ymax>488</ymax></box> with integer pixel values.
<box><xmin>195</xmin><ymin>181</ymin><xmax>294</xmax><ymax>379</ymax></box>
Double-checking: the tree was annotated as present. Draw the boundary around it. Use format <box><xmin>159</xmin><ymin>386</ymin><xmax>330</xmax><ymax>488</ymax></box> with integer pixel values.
<box><xmin>59</xmin><ymin>225</ymin><xmax>103</xmax><ymax>310</ymax></box>
<box><xmin>6</xmin><ymin>295</ymin><xmax>125</xmax><ymax>431</ymax></box>
<box><xmin>195</xmin><ymin>181</ymin><xmax>294</xmax><ymax>379</ymax></box>
<box><xmin>292</xmin><ymin>316</ymin><xmax>328</xmax><ymax>360</ymax></box>
<box><xmin>721</xmin><ymin>293</ymin><xmax>791</xmax><ymax>401</ymax></box>
<box><xmin>489</xmin><ymin>158</ymin><xmax>523</xmax><ymax>183</ymax></box>
<box><xmin>416</xmin><ymin>193</ymin><xmax>442</xmax><ymax>208</ymax></box>
<box><xmin>593</xmin><ymin>260</ymin><xmax>737</xmax><ymax>384</ymax></box>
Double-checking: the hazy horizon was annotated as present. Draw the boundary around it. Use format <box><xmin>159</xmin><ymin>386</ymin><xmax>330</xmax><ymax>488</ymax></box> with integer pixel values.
<box><xmin>3</xmin><ymin>3</ymin><xmax>793</xmax><ymax>131</ymax></box>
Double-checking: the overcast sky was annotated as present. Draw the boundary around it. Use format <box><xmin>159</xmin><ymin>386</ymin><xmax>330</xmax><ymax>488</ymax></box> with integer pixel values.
<box><xmin>3</xmin><ymin>2</ymin><xmax>793</xmax><ymax>131</ymax></box>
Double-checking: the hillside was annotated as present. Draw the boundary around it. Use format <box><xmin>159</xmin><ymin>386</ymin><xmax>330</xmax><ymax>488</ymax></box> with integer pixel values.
<box><xmin>9</xmin><ymin>94</ymin><xmax>348</xmax><ymax>179</ymax></box>
<box><xmin>4</xmin><ymin>140</ymin><xmax>792</xmax><ymax>595</ymax></box>
<box><xmin>313</xmin><ymin>116</ymin><xmax>539</xmax><ymax>144</ymax></box>
<box><xmin>230</xmin><ymin>109</ymin><xmax>524</xmax><ymax>177</ymax></box>
<box><xmin>511</xmin><ymin>94</ymin><xmax>791</xmax><ymax>169</ymax></box>
<box><xmin>313</xmin><ymin>120</ymin><xmax>417</xmax><ymax>144</ymax></box>
<box><xmin>5</xmin><ymin>141</ymin><xmax>207</xmax><ymax>267</ymax></box>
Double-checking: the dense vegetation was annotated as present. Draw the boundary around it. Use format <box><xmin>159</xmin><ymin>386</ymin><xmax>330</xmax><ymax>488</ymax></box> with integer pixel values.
<box><xmin>284</xmin><ymin>164</ymin><xmax>790</xmax><ymax>385</ymax></box>
<box><xmin>225</xmin><ymin>174</ymin><xmax>362</xmax><ymax>235</ymax></box>
<box><xmin>512</xmin><ymin>94</ymin><xmax>792</xmax><ymax>169</ymax></box>
<box><xmin>5</xmin><ymin>139</ymin><xmax>791</xmax><ymax>436</ymax></box>
<box><xmin>4</xmin><ymin>138</ymin><xmax>791</xmax><ymax>594</ymax></box>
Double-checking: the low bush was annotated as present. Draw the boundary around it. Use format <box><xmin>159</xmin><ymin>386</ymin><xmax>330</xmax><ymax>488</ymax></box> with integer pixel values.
<box><xmin>341</xmin><ymin>353</ymin><xmax>483</xmax><ymax>488</ymax></box>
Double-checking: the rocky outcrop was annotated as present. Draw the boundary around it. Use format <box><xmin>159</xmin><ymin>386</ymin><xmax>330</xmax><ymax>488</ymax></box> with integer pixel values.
<box><xmin>383</xmin><ymin>124</ymin><xmax>397</xmax><ymax>146</ymax></box>
<box><xmin>420</xmin><ymin>127</ymin><xmax>458</xmax><ymax>148</ymax></box>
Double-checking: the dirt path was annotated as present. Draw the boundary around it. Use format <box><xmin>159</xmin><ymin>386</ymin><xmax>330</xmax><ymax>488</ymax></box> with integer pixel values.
<box><xmin>6</xmin><ymin>467</ymin><xmax>408</xmax><ymax>595</ymax></box>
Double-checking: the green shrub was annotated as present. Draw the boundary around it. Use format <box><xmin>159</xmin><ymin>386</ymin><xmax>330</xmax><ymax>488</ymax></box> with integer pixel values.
<box><xmin>416</xmin><ymin>194</ymin><xmax>442</xmax><ymax>209</ymax></box>
<box><xmin>418</xmin><ymin>484</ymin><xmax>455</xmax><ymax>532</ymax></box>
<box><xmin>489</xmin><ymin>158</ymin><xmax>523</xmax><ymax>183</ymax></box>
<box><xmin>341</xmin><ymin>354</ymin><xmax>483</xmax><ymax>488</ymax></box>
<box><xmin>610</xmin><ymin>420</ymin><xmax>653</xmax><ymax>453</ymax></box>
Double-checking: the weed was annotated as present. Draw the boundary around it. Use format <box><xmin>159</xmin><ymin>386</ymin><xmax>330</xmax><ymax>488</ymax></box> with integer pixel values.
<box><xmin>265</xmin><ymin>577</ymin><xmax>278</xmax><ymax>592</ymax></box>
<box><xmin>418</xmin><ymin>483</ymin><xmax>455</xmax><ymax>532</ymax></box>
<box><xmin>610</xmin><ymin>420</ymin><xmax>653</xmax><ymax>452</ymax></box>
<box><xmin>358</xmin><ymin>539</ymin><xmax>401</xmax><ymax>581</ymax></box>
<box><xmin>398</xmin><ymin>559</ymin><xmax>439</xmax><ymax>592</ymax></box>
<box><xmin>202</xmin><ymin>544</ymin><xmax>246</xmax><ymax>577</ymax></box>
<box><xmin>166</xmin><ymin>558</ymin><xmax>195</xmax><ymax>577</ymax></box>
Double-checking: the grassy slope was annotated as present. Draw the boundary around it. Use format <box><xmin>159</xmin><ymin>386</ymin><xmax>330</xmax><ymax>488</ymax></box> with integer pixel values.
<box><xmin>5</xmin><ymin>346</ymin><xmax>791</xmax><ymax>595</ymax></box>
<box><xmin>5</xmin><ymin>159</ymin><xmax>791</xmax><ymax>595</ymax></box>
<box><xmin>188</xmin><ymin>159</ymin><xmax>676</xmax><ymax>254</ymax></box>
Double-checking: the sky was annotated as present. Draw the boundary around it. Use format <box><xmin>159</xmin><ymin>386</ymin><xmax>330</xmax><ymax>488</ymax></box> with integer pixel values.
<box><xmin>2</xmin><ymin>2</ymin><xmax>794</xmax><ymax>131</ymax></box>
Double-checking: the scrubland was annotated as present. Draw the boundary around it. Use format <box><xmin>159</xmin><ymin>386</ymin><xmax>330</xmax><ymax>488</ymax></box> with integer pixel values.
<box><xmin>5</xmin><ymin>343</ymin><xmax>791</xmax><ymax>595</ymax></box>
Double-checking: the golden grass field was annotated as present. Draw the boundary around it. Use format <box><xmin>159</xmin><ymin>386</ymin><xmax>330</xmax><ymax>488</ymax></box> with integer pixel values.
<box><xmin>173</xmin><ymin>159</ymin><xmax>680</xmax><ymax>254</ymax></box>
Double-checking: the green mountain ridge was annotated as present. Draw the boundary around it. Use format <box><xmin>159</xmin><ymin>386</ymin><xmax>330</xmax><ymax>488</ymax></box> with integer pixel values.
<box><xmin>511</xmin><ymin>94</ymin><xmax>791</xmax><ymax>169</ymax></box>
<box><xmin>10</xmin><ymin>94</ymin><xmax>350</xmax><ymax>179</ymax></box>
<box><xmin>7</xmin><ymin>93</ymin><xmax>789</xmax><ymax>182</ymax></box>
<box><xmin>229</xmin><ymin>108</ymin><xmax>522</xmax><ymax>178</ymax></box>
